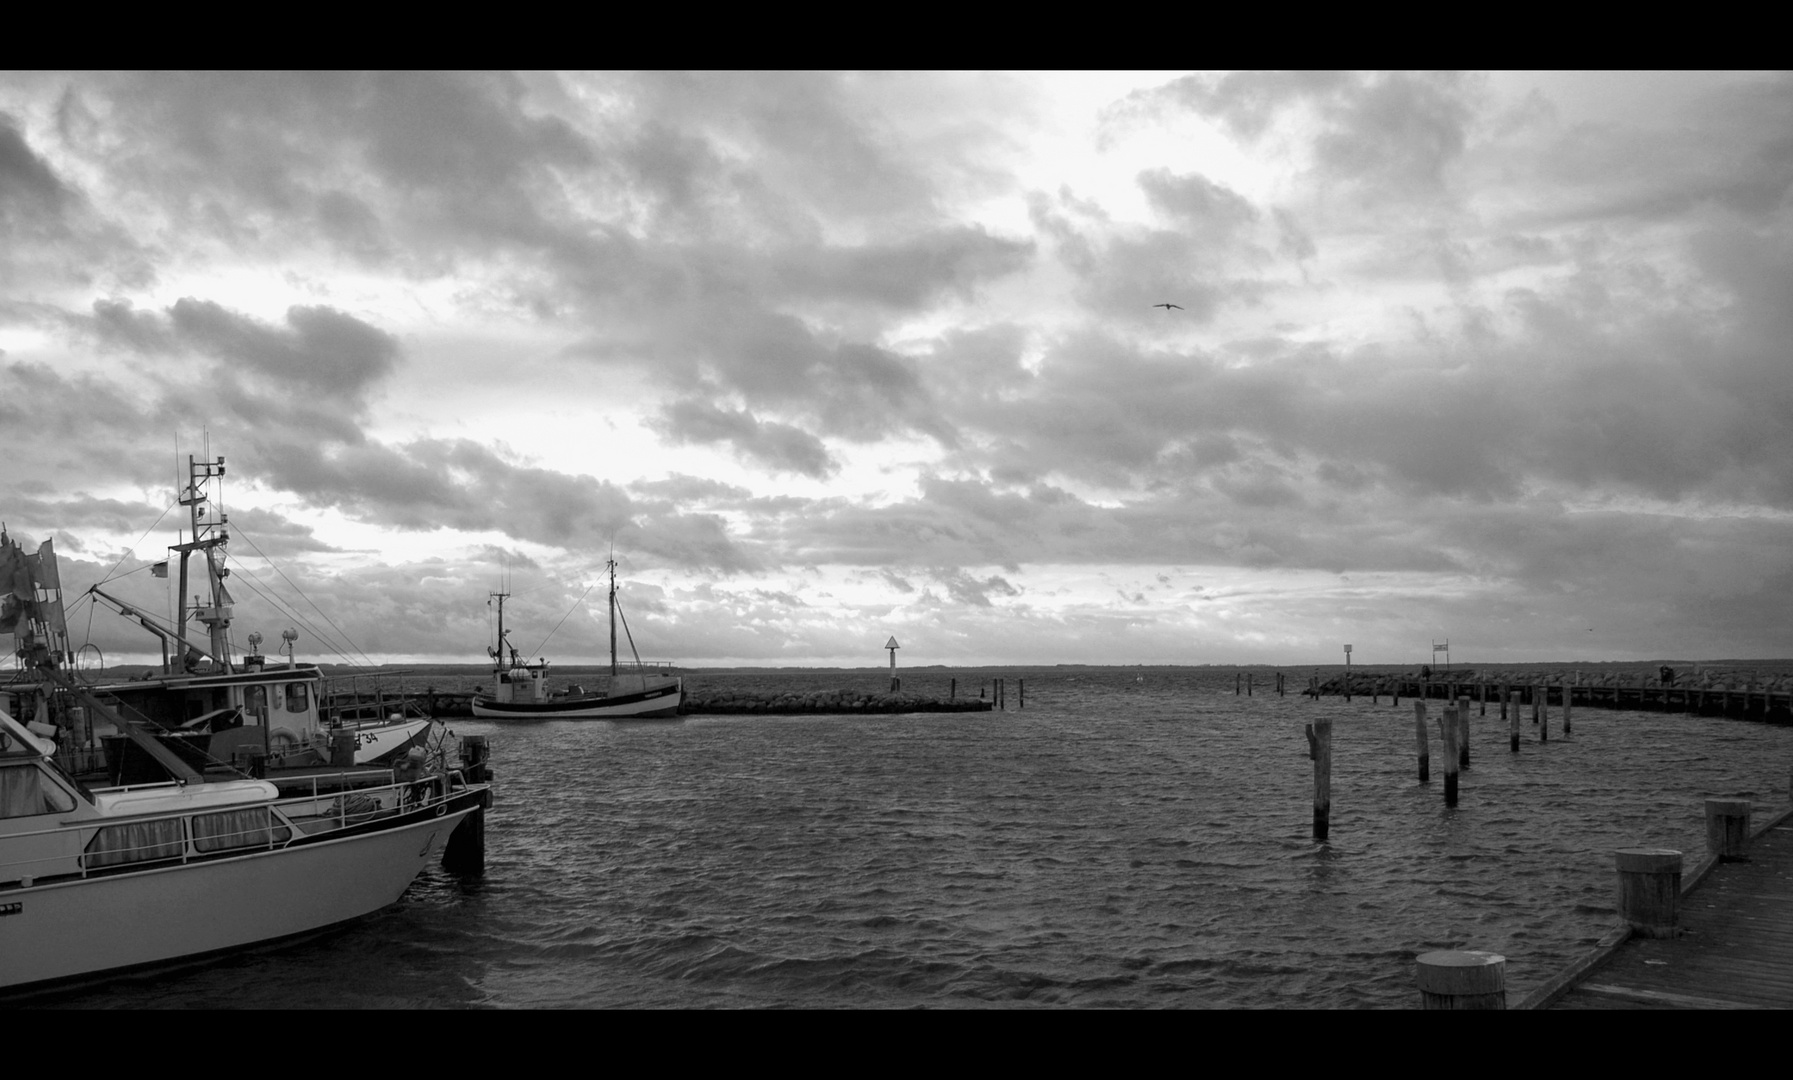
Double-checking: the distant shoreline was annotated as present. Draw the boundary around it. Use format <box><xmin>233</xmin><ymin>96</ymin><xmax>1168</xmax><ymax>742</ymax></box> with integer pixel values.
<box><xmin>300</xmin><ymin>658</ymin><xmax>1793</xmax><ymax>676</ymax></box>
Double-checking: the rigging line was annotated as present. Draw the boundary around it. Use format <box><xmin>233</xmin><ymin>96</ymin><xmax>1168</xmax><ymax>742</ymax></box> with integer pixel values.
<box><xmin>224</xmin><ymin>561</ymin><xmax>361</xmax><ymax>666</ymax></box>
<box><xmin>220</xmin><ymin>556</ymin><xmax>366</xmax><ymax>668</ymax></box>
<box><xmin>95</xmin><ymin>499</ymin><xmax>180</xmax><ymax>587</ymax></box>
<box><xmin>526</xmin><ymin>585</ymin><xmax>594</xmax><ymax>658</ymax></box>
<box><xmin>614</xmin><ymin>594</ymin><xmax>646</xmax><ymax>671</ymax></box>
<box><xmin>230</xmin><ymin>525</ymin><xmax>376</xmax><ymax>667</ymax></box>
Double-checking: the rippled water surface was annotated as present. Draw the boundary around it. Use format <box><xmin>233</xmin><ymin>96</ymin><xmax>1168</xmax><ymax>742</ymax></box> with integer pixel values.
<box><xmin>31</xmin><ymin>668</ymin><xmax>1793</xmax><ymax>1008</ymax></box>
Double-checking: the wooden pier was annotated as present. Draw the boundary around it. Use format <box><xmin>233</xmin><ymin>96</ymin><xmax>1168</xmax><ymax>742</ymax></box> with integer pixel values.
<box><xmin>1309</xmin><ymin>675</ymin><xmax>1793</xmax><ymax>724</ymax></box>
<box><xmin>1520</xmin><ymin>800</ymin><xmax>1793</xmax><ymax>1009</ymax></box>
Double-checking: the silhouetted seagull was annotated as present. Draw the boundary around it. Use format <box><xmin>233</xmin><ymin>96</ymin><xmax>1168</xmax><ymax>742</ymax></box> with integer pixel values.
<box><xmin>1154</xmin><ymin>303</ymin><xmax>1183</xmax><ymax>310</ymax></box>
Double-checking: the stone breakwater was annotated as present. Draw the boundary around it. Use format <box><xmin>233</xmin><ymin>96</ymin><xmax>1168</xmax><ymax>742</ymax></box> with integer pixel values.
<box><xmin>680</xmin><ymin>688</ymin><xmax>994</xmax><ymax>715</ymax></box>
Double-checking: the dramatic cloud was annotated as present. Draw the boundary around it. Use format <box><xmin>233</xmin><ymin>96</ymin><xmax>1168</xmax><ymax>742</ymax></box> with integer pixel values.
<box><xmin>2</xmin><ymin>71</ymin><xmax>1790</xmax><ymax>666</ymax></box>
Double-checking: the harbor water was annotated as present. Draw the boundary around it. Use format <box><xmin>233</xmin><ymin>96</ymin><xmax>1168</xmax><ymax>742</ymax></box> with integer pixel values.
<box><xmin>29</xmin><ymin>667</ymin><xmax>1793</xmax><ymax>1008</ymax></box>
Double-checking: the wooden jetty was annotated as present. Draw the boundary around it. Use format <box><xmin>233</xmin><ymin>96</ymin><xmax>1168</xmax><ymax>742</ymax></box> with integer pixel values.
<box><xmin>1519</xmin><ymin>798</ymin><xmax>1793</xmax><ymax>1009</ymax></box>
<box><xmin>1306</xmin><ymin>673</ymin><xmax>1792</xmax><ymax>724</ymax></box>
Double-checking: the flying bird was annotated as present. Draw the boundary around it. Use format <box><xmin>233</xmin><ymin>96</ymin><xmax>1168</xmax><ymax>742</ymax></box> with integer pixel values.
<box><xmin>1153</xmin><ymin>303</ymin><xmax>1183</xmax><ymax>310</ymax></box>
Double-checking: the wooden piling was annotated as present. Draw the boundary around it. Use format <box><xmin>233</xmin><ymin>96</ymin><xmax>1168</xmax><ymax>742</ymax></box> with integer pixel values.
<box><xmin>1615</xmin><ymin>848</ymin><xmax>1682</xmax><ymax>939</ymax></box>
<box><xmin>1309</xmin><ymin>717</ymin><xmax>1332</xmax><ymax>840</ymax></box>
<box><xmin>1442</xmin><ymin>705</ymin><xmax>1460</xmax><ymax>807</ymax></box>
<box><xmin>1705</xmin><ymin>798</ymin><xmax>1751</xmax><ymax>862</ymax></box>
<box><xmin>1018</xmin><ymin>679</ymin><xmax>1024</xmax><ymax>709</ymax></box>
<box><xmin>1562</xmin><ymin>678</ymin><xmax>1573</xmax><ymax>735</ymax></box>
<box><xmin>1236</xmin><ymin>672</ymin><xmax>1242</xmax><ymax>696</ymax></box>
<box><xmin>1540</xmin><ymin>686</ymin><xmax>1550</xmax><ymax>744</ymax></box>
<box><xmin>1480</xmin><ymin>677</ymin><xmax>1487</xmax><ymax>716</ymax></box>
<box><xmin>1501</xmin><ymin>682</ymin><xmax>1510</xmax><ymax>720</ymax></box>
<box><xmin>1508</xmin><ymin>691</ymin><xmax>1520</xmax><ymax>752</ymax></box>
<box><xmin>1416</xmin><ymin>950</ymin><xmax>1507</xmax><ymax>1010</ymax></box>
<box><xmin>1458</xmin><ymin>696</ymin><xmax>1471</xmax><ymax>769</ymax></box>
<box><xmin>1413</xmin><ymin>699</ymin><xmax>1429</xmax><ymax>783</ymax></box>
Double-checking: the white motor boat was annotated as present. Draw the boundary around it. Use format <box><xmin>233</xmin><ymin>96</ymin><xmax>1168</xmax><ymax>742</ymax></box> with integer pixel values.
<box><xmin>0</xmin><ymin>703</ymin><xmax>491</xmax><ymax>994</ymax></box>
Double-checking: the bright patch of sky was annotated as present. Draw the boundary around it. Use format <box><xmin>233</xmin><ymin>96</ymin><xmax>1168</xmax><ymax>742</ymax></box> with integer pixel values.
<box><xmin>4</xmin><ymin>71</ymin><xmax>1792</xmax><ymax>669</ymax></box>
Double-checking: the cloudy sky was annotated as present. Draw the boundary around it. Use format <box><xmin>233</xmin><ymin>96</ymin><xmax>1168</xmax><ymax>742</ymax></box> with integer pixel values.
<box><xmin>3</xmin><ymin>71</ymin><xmax>1790</xmax><ymax>670</ymax></box>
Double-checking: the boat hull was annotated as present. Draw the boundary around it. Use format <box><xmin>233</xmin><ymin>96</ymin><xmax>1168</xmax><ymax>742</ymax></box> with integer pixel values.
<box><xmin>348</xmin><ymin>717</ymin><xmax>436</xmax><ymax>765</ymax></box>
<box><xmin>471</xmin><ymin>680</ymin><xmax>683</xmax><ymax>720</ymax></box>
<box><xmin>0</xmin><ymin>801</ymin><xmax>476</xmax><ymax>992</ymax></box>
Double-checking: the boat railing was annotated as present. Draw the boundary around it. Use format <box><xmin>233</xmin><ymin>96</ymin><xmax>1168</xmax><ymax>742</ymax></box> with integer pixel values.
<box><xmin>1</xmin><ymin>770</ymin><xmax>472</xmax><ymax>889</ymax></box>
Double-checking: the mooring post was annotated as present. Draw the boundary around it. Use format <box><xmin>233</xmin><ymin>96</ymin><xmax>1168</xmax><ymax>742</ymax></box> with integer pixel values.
<box><xmin>1236</xmin><ymin>672</ymin><xmax>1242</xmax><ymax>696</ymax></box>
<box><xmin>1532</xmin><ymin>685</ymin><xmax>1541</xmax><ymax>726</ymax></box>
<box><xmin>1413</xmin><ymin>699</ymin><xmax>1429</xmax><ymax>783</ymax></box>
<box><xmin>1018</xmin><ymin>679</ymin><xmax>1024</xmax><ymax>709</ymax></box>
<box><xmin>1500</xmin><ymin>682</ymin><xmax>1509</xmax><ymax>721</ymax></box>
<box><xmin>1479</xmin><ymin>677</ymin><xmax>1487</xmax><ymax>716</ymax></box>
<box><xmin>1615</xmin><ymin>848</ymin><xmax>1682</xmax><ymax>938</ymax></box>
<box><xmin>1248</xmin><ymin>672</ymin><xmax>1253</xmax><ymax>697</ymax></box>
<box><xmin>1441</xmin><ymin>705</ymin><xmax>1460</xmax><ymax>807</ymax></box>
<box><xmin>1416</xmin><ymin>950</ymin><xmax>1507</xmax><ymax>1009</ymax></box>
<box><xmin>1508</xmin><ymin>691</ymin><xmax>1520</xmax><ymax>752</ymax></box>
<box><xmin>1540</xmin><ymin>685</ymin><xmax>1550</xmax><ymax>743</ymax></box>
<box><xmin>1308</xmin><ymin>717</ymin><xmax>1332</xmax><ymax>840</ymax></box>
<box><xmin>1563</xmin><ymin>675</ymin><xmax>1573</xmax><ymax>735</ymax></box>
<box><xmin>1705</xmin><ymin>798</ymin><xmax>1752</xmax><ymax>862</ymax></box>
<box><xmin>1458</xmin><ymin>695</ymin><xmax>1471</xmax><ymax>769</ymax></box>
<box><xmin>950</xmin><ymin>677</ymin><xmax>956</xmax><ymax>700</ymax></box>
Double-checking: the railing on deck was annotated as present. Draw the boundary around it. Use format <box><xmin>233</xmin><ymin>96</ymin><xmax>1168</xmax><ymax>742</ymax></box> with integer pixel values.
<box><xmin>1</xmin><ymin>769</ymin><xmax>468</xmax><ymax>889</ymax></box>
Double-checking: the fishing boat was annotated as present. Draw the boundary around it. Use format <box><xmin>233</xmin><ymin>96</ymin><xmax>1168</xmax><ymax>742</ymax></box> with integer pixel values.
<box><xmin>0</xmin><ymin>505</ymin><xmax>495</xmax><ymax>992</ymax></box>
<box><xmin>471</xmin><ymin>558</ymin><xmax>683</xmax><ymax>720</ymax></box>
<box><xmin>1</xmin><ymin>455</ymin><xmax>434</xmax><ymax>785</ymax></box>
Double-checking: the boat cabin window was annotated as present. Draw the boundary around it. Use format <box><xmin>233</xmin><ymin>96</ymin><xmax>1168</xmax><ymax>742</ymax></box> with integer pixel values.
<box><xmin>284</xmin><ymin>683</ymin><xmax>309</xmax><ymax>714</ymax></box>
<box><xmin>192</xmin><ymin>807</ymin><xmax>291</xmax><ymax>852</ymax></box>
<box><xmin>85</xmin><ymin>818</ymin><xmax>185</xmax><ymax>868</ymax></box>
<box><xmin>0</xmin><ymin>761</ymin><xmax>78</xmax><ymax>819</ymax></box>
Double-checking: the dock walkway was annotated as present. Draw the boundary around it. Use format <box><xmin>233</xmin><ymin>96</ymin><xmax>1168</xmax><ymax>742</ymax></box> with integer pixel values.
<box><xmin>1534</xmin><ymin>805</ymin><xmax>1793</xmax><ymax>1009</ymax></box>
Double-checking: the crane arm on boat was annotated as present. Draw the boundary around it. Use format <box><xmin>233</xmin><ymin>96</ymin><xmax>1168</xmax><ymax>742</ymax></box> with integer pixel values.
<box><xmin>35</xmin><ymin>665</ymin><xmax>206</xmax><ymax>785</ymax></box>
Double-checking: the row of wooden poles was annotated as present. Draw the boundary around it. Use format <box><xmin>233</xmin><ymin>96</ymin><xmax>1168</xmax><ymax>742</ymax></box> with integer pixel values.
<box><xmin>942</xmin><ymin>678</ymin><xmax>1023</xmax><ymax>709</ymax></box>
<box><xmin>1412</xmin><ymin>791</ymin><xmax>1773</xmax><ymax>1008</ymax></box>
<box><xmin>1307</xmin><ymin>690</ymin><xmax>1571</xmax><ymax>841</ymax></box>
<box><xmin>1298</xmin><ymin>672</ymin><xmax>1789</xmax><ymax>717</ymax></box>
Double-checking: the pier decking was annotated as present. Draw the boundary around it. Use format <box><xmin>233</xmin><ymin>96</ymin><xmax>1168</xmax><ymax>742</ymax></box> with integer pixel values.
<box><xmin>1313</xmin><ymin>676</ymin><xmax>1793</xmax><ymax>724</ymax></box>
<box><xmin>1524</xmin><ymin>804</ymin><xmax>1793</xmax><ymax>1009</ymax></box>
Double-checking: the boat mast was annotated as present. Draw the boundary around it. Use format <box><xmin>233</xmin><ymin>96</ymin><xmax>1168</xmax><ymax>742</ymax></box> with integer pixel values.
<box><xmin>608</xmin><ymin>556</ymin><xmax>618</xmax><ymax>678</ymax></box>
<box><xmin>171</xmin><ymin>455</ymin><xmax>232</xmax><ymax>674</ymax></box>
<box><xmin>488</xmin><ymin>588</ymin><xmax>510</xmax><ymax>674</ymax></box>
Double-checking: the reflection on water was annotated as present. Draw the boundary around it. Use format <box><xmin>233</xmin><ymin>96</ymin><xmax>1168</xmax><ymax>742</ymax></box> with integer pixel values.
<box><xmin>30</xmin><ymin>667</ymin><xmax>1793</xmax><ymax>1008</ymax></box>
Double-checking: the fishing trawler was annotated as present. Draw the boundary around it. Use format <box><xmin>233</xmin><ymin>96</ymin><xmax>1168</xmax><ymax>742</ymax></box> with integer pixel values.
<box><xmin>1</xmin><ymin>455</ymin><xmax>432</xmax><ymax>785</ymax></box>
<box><xmin>470</xmin><ymin>558</ymin><xmax>683</xmax><ymax>720</ymax></box>
<box><xmin>0</xmin><ymin>462</ymin><xmax>495</xmax><ymax>992</ymax></box>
